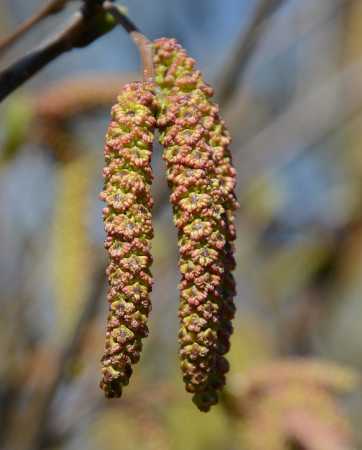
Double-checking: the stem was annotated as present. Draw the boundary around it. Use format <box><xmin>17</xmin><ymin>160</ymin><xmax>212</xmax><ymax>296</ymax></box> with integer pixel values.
<box><xmin>104</xmin><ymin>2</ymin><xmax>154</xmax><ymax>81</ymax></box>
<box><xmin>131</xmin><ymin>31</ymin><xmax>155</xmax><ymax>82</ymax></box>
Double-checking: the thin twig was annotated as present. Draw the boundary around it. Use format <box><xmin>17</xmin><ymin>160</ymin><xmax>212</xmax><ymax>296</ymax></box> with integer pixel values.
<box><xmin>130</xmin><ymin>31</ymin><xmax>155</xmax><ymax>81</ymax></box>
<box><xmin>0</xmin><ymin>0</ymin><xmax>69</xmax><ymax>56</ymax></box>
<box><xmin>104</xmin><ymin>2</ymin><xmax>154</xmax><ymax>81</ymax></box>
<box><xmin>0</xmin><ymin>21</ymin><xmax>78</xmax><ymax>102</ymax></box>
<box><xmin>216</xmin><ymin>0</ymin><xmax>287</xmax><ymax>108</ymax></box>
<box><xmin>0</xmin><ymin>2</ymin><xmax>140</xmax><ymax>102</ymax></box>
<box><xmin>0</xmin><ymin>12</ymin><xmax>93</xmax><ymax>102</ymax></box>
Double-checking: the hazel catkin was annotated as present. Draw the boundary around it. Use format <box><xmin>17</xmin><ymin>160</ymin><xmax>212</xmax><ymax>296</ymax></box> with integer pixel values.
<box><xmin>154</xmin><ymin>38</ymin><xmax>238</xmax><ymax>411</ymax></box>
<box><xmin>100</xmin><ymin>81</ymin><xmax>156</xmax><ymax>398</ymax></box>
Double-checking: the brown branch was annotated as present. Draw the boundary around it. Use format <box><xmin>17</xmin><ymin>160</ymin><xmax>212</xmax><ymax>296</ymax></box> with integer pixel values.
<box><xmin>0</xmin><ymin>0</ymin><xmax>69</xmax><ymax>56</ymax></box>
<box><xmin>33</xmin><ymin>73</ymin><xmax>136</xmax><ymax>121</ymax></box>
<box><xmin>0</xmin><ymin>2</ymin><xmax>140</xmax><ymax>102</ymax></box>
<box><xmin>216</xmin><ymin>0</ymin><xmax>287</xmax><ymax>108</ymax></box>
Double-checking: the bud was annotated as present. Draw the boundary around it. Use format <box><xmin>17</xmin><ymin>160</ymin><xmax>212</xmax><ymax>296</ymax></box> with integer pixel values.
<box><xmin>100</xmin><ymin>81</ymin><xmax>156</xmax><ymax>398</ymax></box>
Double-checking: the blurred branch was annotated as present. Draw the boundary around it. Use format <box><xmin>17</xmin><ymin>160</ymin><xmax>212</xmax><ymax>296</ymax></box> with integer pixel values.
<box><xmin>224</xmin><ymin>0</ymin><xmax>353</xmax><ymax>134</ymax></box>
<box><xmin>0</xmin><ymin>2</ymin><xmax>139</xmax><ymax>102</ymax></box>
<box><xmin>34</xmin><ymin>73</ymin><xmax>135</xmax><ymax>120</ymax></box>
<box><xmin>234</xmin><ymin>57</ymin><xmax>362</xmax><ymax>194</ymax></box>
<box><xmin>29</xmin><ymin>259</ymin><xmax>106</xmax><ymax>450</ymax></box>
<box><xmin>216</xmin><ymin>0</ymin><xmax>287</xmax><ymax>108</ymax></box>
<box><xmin>0</xmin><ymin>236</ymin><xmax>43</xmax><ymax>448</ymax></box>
<box><xmin>0</xmin><ymin>0</ymin><xmax>69</xmax><ymax>56</ymax></box>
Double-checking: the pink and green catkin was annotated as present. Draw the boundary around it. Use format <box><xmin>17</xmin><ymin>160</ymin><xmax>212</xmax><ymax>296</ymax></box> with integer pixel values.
<box><xmin>154</xmin><ymin>38</ymin><xmax>238</xmax><ymax>411</ymax></box>
<box><xmin>100</xmin><ymin>81</ymin><xmax>156</xmax><ymax>398</ymax></box>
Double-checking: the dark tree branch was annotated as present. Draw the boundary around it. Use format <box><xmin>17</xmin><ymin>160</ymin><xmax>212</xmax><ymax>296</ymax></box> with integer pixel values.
<box><xmin>0</xmin><ymin>24</ymin><xmax>76</xmax><ymax>102</ymax></box>
<box><xmin>0</xmin><ymin>2</ymin><xmax>139</xmax><ymax>102</ymax></box>
<box><xmin>216</xmin><ymin>0</ymin><xmax>287</xmax><ymax>108</ymax></box>
<box><xmin>0</xmin><ymin>0</ymin><xmax>70</xmax><ymax>56</ymax></box>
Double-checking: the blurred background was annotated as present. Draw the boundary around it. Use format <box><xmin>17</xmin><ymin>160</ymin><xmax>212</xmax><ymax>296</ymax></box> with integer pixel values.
<box><xmin>1</xmin><ymin>0</ymin><xmax>362</xmax><ymax>449</ymax></box>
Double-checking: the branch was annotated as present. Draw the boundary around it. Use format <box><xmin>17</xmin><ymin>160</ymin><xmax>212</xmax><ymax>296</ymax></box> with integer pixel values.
<box><xmin>216</xmin><ymin>0</ymin><xmax>287</xmax><ymax>108</ymax></box>
<box><xmin>29</xmin><ymin>257</ymin><xmax>107</xmax><ymax>450</ymax></box>
<box><xmin>0</xmin><ymin>2</ymin><xmax>139</xmax><ymax>102</ymax></box>
<box><xmin>0</xmin><ymin>0</ymin><xmax>69</xmax><ymax>56</ymax></box>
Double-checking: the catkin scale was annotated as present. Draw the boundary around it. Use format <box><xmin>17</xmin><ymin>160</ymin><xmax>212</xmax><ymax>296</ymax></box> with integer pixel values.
<box><xmin>154</xmin><ymin>38</ymin><xmax>238</xmax><ymax>411</ymax></box>
<box><xmin>100</xmin><ymin>81</ymin><xmax>156</xmax><ymax>398</ymax></box>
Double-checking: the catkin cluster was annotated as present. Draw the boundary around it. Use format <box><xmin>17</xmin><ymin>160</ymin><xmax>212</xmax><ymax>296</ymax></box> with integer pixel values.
<box><xmin>100</xmin><ymin>39</ymin><xmax>237</xmax><ymax>411</ymax></box>
<box><xmin>154</xmin><ymin>38</ymin><xmax>238</xmax><ymax>411</ymax></box>
<box><xmin>100</xmin><ymin>81</ymin><xmax>156</xmax><ymax>398</ymax></box>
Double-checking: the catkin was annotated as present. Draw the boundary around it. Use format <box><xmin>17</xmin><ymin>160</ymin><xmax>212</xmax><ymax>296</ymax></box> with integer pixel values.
<box><xmin>154</xmin><ymin>38</ymin><xmax>238</xmax><ymax>411</ymax></box>
<box><xmin>100</xmin><ymin>81</ymin><xmax>156</xmax><ymax>398</ymax></box>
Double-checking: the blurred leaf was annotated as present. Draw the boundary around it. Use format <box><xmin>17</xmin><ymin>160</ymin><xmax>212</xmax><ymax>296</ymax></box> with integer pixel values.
<box><xmin>243</xmin><ymin>173</ymin><xmax>286</xmax><ymax>226</ymax></box>
<box><xmin>1</xmin><ymin>95</ymin><xmax>33</xmax><ymax>165</ymax></box>
<box><xmin>166</xmin><ymin>398</ymin><xmax>230</xmax><ymax>450</ymax></box>
<box><xmin>228</xmin><ymin>315</ymin><xmax>275</xmax><ymax>373</ymax></box>
<box><xmin>261</xmin><ymin>237</ymin><xmax>333</xmax><ymax>301</ymax></box>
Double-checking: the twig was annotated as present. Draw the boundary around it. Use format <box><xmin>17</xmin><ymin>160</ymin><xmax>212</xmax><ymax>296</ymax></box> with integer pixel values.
<box><xmin>216</xmin><ymin>0</ymin><xmax>287</xmax><ymax>108</ymax></box>
<box><xmin>34</xmin><ymin>73</ymin><xmax>136</xmax><ymax>120</ymax></box>
<box><xmin>0</xmin><ymin>24</ymin><xmax>76</xmax><ymax>102</ymax></box>
<box><xmin>0</xmin><ymin>2</ymin><xmax>140</xmax><ymax>102</ymax></box>
<box><xmin>0</xmin><ymin>0</ymin><xmax>69</xmax><ymax>56</ymax></box>
<box><xmin>103</xmin><ymin>2</ymin><xmax>154</xmax><ymax>81</ymax></box>
<box><xmin>0</xmin><ymin>11</ymin><xmax>99</xmax><ymax>102</ymax></box>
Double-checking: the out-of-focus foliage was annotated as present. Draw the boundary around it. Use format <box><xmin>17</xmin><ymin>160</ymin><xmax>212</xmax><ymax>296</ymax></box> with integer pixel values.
<box><xmin>0</xmin><ymin>94</ymin><xmax>33</xmax><ymax>164</ymax></box>
<box><xmin>225</xmin><ymin>360</ymin><xmax>358</xmax><ymax>450</ymax></box>
<box><xmin>51</xmin><ymin>152</ymin><xmax>94</xmax><ymax>342</ymax></box>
